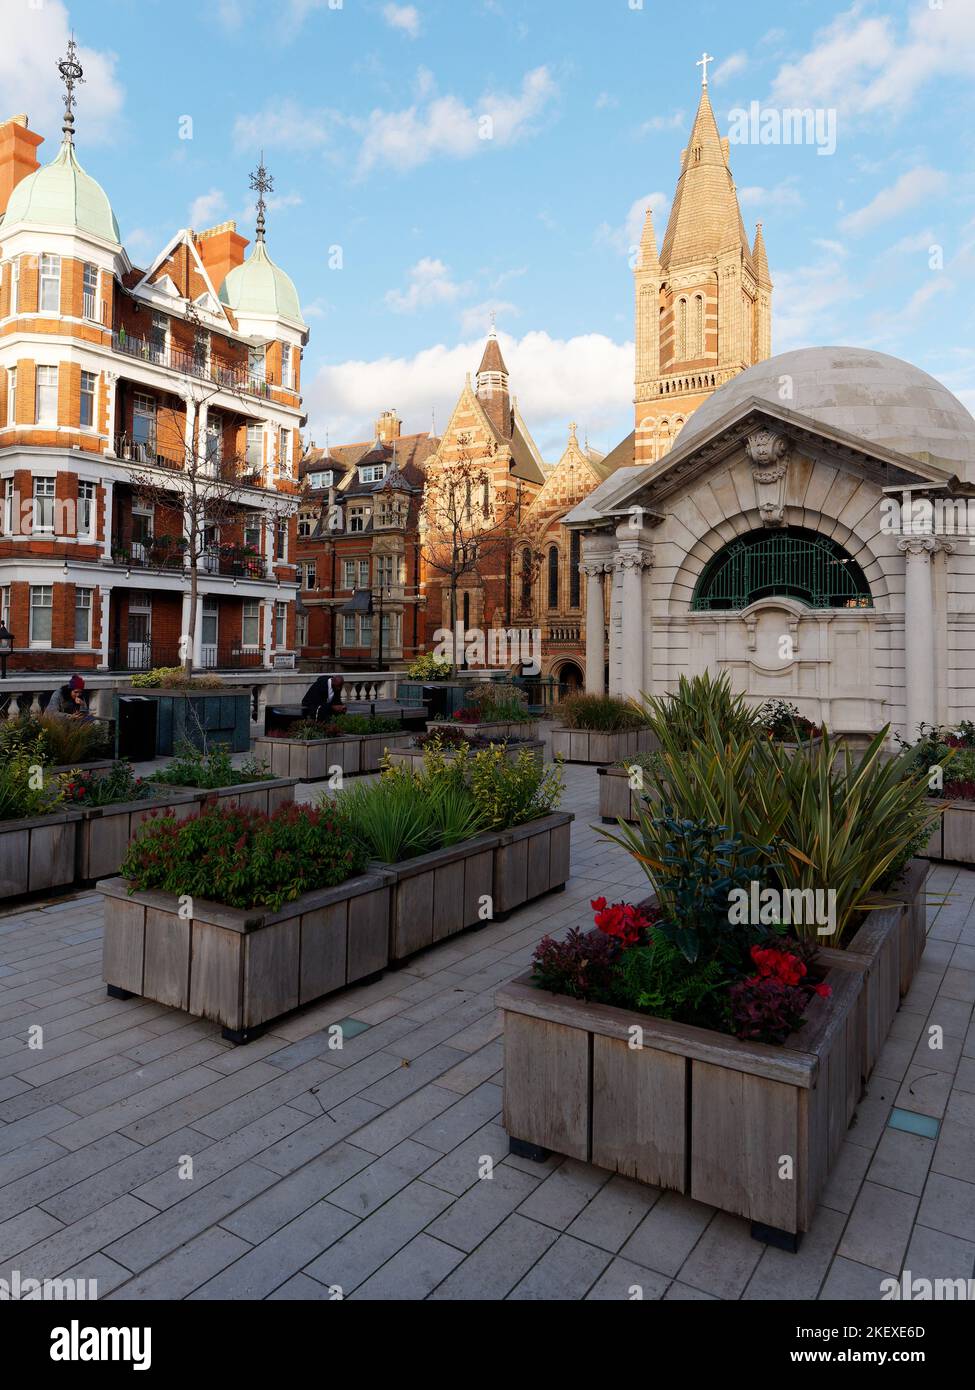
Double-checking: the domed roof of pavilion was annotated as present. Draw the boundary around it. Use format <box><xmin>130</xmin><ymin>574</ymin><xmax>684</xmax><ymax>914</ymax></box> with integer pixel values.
<box><xmin>678</xmin><ymin>346</ymin><xmax>975</xmax><ymax>475</ymax></box>
<box><xmin>219</xmin><ymin>239</ymin><xmax>305</xmax><ymax>328</ymax></box>
<box><xmin>1</xmin><ymin>137</ymin><xmax>120</xmax><ymax>244</ymax></box>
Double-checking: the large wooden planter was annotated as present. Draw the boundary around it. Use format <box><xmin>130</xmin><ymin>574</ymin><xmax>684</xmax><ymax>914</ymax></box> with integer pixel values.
<box><xmin>252</xmin><ymin>734</ymin><xmax>414</xmax><ymax>781</ymax></box>
<box><xmin>357</xmin><ymin>732</ymin><xmax>415</xmax><ymax>774</ymax></box>
<box><xmin>598</xmin><ymin>764</ymin><xmax>661</xmax><ymax>822</ymax></box>
<box><xmin>930</xmin><ymin>798</ymin><xmax>975</xmax><ymax>864</ymax></box>
<box><xmin>99</xmin><ymin>872</ymin><xmax>391</xmax><ymax>1043</ymax></box>
<box><xmin>384</xmin><ymin>738</ymin><xmax>545</xmax><ymax>776</ymax></box>
<box><xmin>76</xmin><ymin>789</ymin><xmax>199</xmax><ymax>882</ymax></box>
<box><xmin>427</xmin><ymin>718</ymin><xmax>539</xmax><ymax>741</ymax></box>
<box><xmin>48</xmin><ymin>758</ymin><xmax>116</xmax><ymax>780</ymax></box>
<box><xmin>150</xmin><ymin>776</ymin><xmax>297</xmax><ymax>813</ymax></box>
<box><xmin>380</xmin><ymin>834</ymin><xmax>500</xmax><ymax>961</ymax></box>
<box><xmin>550</xmin><ymin>726</ymin><xmax>656</xmax><ymax>765</ymax></box>
<box><xmin>0</xmin><ymin>810</ymin><xmax>82</xmax><ymax>897</ymax></box>
<box><xmin>493</xmin><ymin>811</ymin><xmax>573</xmax><ymax>918</ymax></box>
<box><xmin>499</xmin><ymin>959</ymin><xmax>864</xmax><ymax>1243</ymax></box>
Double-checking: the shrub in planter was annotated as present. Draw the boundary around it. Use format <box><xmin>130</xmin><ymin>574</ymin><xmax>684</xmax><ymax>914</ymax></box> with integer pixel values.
<box><xmin>272</xmin><ymin>714</ymin><xmax>400</xmax><ymax>740</ymax></box>
<box><xmin>753</xmin><ymin>698</ymin><xmax>819</xmax><ymax>743</ymax></box>
<box><xmin>121</xmin><ymin>801</ymin><xmax>366</xmax><ymax>911</ymax></box>
<box><xmin>0</xmin><ymin>713</ymin><xmax>110</xmax><ymax>766</ymax></box>
<box><xmin>407</xmin><ymin>653</ymin><xmax>454</xmax><ymax>680</ymax></box>
<box><xmin>0</xmin><ymin>753</ymin><xmax>64</xmax><ymax>821</ymax></box>
<box><xmin>466</xmin><ymin>744</ymin><xmax>564</xmax><ymax>829</ymax></box>
<box><xmin>130</xmin><ymin>667</ymin><xmax>227</xmax><ymax>690</ymax></box>
<box><xmin>149</xmin><ymin>742</ymin><xmax>272</xmax><ymax>790</ymax></box>
<box><xmin>637</xmin><ymin>671</ymin><xmax>757</xmax><ymax>746</ymax></box>
<box><xmin>452</xmin><ymin>680</ymin><xmax>533</xmax><ymax>724</ymax></box>
<box><xmin>559</xmin><ymin>694</ymin><xmax>647</xmax><ymax>732</ymax></box>
<box><xmin>333</xmin><ymin>770</ymin><xmax>491</xmax><ymax>864</ymax></box>
<box><xmin>60</xmin><ymin>760</ymin><xmax>149</xmax><ymax>807</ymax></box>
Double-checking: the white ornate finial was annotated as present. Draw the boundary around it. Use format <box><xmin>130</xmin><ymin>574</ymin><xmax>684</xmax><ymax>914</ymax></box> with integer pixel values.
<box><xmin>696</xmin><ymin>51</ymin><xmax>714</xmax><ymax>87</ymax></box>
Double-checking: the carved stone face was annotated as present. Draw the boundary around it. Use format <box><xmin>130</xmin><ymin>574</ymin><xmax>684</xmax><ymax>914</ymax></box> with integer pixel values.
<box><xmin>745</xmin><ymin>428</ymin><xmax>791</xmax><ymax>526</ymax></box>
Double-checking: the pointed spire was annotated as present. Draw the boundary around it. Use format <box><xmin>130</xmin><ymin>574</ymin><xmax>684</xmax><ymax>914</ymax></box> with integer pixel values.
<box><xmin>249</xmin><ymin>151</ymin><xmax>273</xmax><ymax>243</ymax></box>
<box><xmin>57</xmin><ymin>36</ymin><xmax>85</xmax><ymax>147</ymax></box>
<box><xmin>658</xmin><ymin>75</ymin><xmax>754</xmax><ymax>274</ymax></box>
<box><xmin>477</xmin><ymin>327</ymin><xmax>509</xmax><ymax>378</ymax></box>
<box><xmin>752</xmin><ymin>221</ymin><xmax>772</xmax><ymax>288</ymax></box>
<box><xmin>638</xmin><ymin>206</ymin><xmax>660</xmax><ymax>272</ymax></box>
<box><xmin>476</xmin><ymin>327</ymin><xmax>512</xmax><ymax>439</ymax></box>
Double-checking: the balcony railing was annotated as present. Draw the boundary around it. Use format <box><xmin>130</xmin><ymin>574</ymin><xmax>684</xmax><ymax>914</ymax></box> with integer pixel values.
<box><xmin>201</xmin><ymin>546</ymin><xmax>268</xmax><ymax>579</ymax></box>
<box><xmin>198</xmin><ymin>646</ymin><xmax>266</xmax><ymax>671</ymax></box>
<box><xmin>112</xmin><ymin>330</ymin><xmax>272</xmax><ymax>399</ymax></box>
<box><xmin>547</xmin><ymin>624</ymin><xmax>582</xmax><ymax>644</ymax></box>
<box><xmin>114</xmin><ymin>432</ymin><xmax>183</xmax><ymax>469</ymax></box>
<box><xmin>110</xmin><ymin>536</ymin><xmax>187</xmax><ymax>571</ymax></box>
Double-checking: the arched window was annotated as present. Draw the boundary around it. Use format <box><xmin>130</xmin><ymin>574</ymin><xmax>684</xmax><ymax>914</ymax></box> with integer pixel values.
<box><xmin>693</xmin><ymin>294</ymin><xmax>704</xmax><ymax>356</ymax></box>
<box><xmin>520</xmin><ymin>547</ymin><xmax>533</xmax><ymax>612</ymax></box>
<box><xmin>691</xmin><ymin>528</ymin><xmax>874</xmax><ymax>612</ymax></box>
<box><xmin>462</xmin><ymin>591</ymin><xmax>471</xmax><ymax>628</ymax></box>
<box><xmin>547</xmin><ymin>545</ymin><xmax>560</xmax><ymax>609</ymax></box>
<box><xmin>569</xmin><ymin>531</ymin><xmax>581</xmax><ymax>609</ymax></box>
<box><xmin>676</xmin><ymin>298</ymin><xmax>687</xmax><ymax>360</ymax></box>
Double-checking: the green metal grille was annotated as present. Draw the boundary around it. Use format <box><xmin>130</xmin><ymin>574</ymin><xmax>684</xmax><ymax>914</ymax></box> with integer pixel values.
<box><xmin>691</xmin><ymin>528</ymin><xmax>873</xmax><ymax>612</ymax></box>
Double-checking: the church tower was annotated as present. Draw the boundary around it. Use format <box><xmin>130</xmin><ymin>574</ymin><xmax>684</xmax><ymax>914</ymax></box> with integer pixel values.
<box><xmin>634</xmin><ymin>56</ymin><xmax>772</xmax><ymax>466</ymax></box>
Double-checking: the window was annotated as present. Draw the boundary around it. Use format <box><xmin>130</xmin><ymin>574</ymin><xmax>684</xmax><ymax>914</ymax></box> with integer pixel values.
<box><xmin>205</xmin><ymin>412</ymin><xmax>222</xmax><ymax>466</ymax></box>
<box><xmin>348</xmin><ymin>507</ymin><xmax>365</xmax><ymax>533</ymax></box>
<box><xmin>29</xmin><ymin>585</ymin><xmax>53</xmax><ymax>645</ymax></box>
<box><xmin>83</xmin><ymin>264</ymin><xmax>98</xmax><ymax>321</ymax></box>
<box><xmin>35</xmin><ymin>365</ymin><xmax>58</xmax><ymax>424</ymax></box>
<box><xmin>131</xmin><ymin>504</ymin><xmax>153</xmax><ymax>555</ymax></box>
<box><xmin>39</xmin><ymin>254</ymin><xmax>60</xmax><ymax>313</ymax></box>
<box><xmin>10</xmin><ymin>258</ymin><xmax>20</xmax><ymax>313</ymax></box>
<box><xmin>243</xmin><ymin>516</ymin><xmax>261</xmax><ymax>550</ymax></box>
<box><xmin>307</xmin><ymin>470</ymin><xmax>332</xmax><ymax>490</ymax></box>
<box><xmin>248</xmin><ymin>345</ymin><xmax>265</xmax><ymax>386</ymax></box>
<box><xmin>301</xmin><ymin>562</ymin><xmax>316</xmax><ymax>591</ymax></box>
<box><xmin>359</xmin><ymin>463</ymin><xmax>386</xmax><ymax>484</ymax></box>
<box><xmin>569</xmin><ymin>530</ymin><xmax>581</xmax><ymax>609</ymax></box>
<box><xmin>80</xmin><ymin>370</ymin><xmax>97</xmax><ymax>428</ymax></box>
<box><xmin>296</xmin><ymin>611</ymin><xmax>308</xmax><ymax>647</ymax></box>
<box><xmin>242</xmin><ymin>599</ymin><xmax>260</xmax><ymax>648</ymax></box>
<box><xmin>6</xmin><ymin>367</ymin><xmax>15</xmax><ymax>426</ymax></box>
<box><xmin>150</xmin><ymin>313</ymin><xmax>167</xmax><ymax>363</ymax></box>
<box><xmin>342</xmin><ymin>613</ymin><xmax>356</xmax><ymax>646</ymax></box>
<box><xmin>359</xmin><ymin>614</ymin><xmax>373</xmax><ymax>646</ymax></box>
<box><xmin>132</xmin><ymin>393</ymin><xmax>156</xmax><ymax>454</ymax></box>
<box><xmin>78</xmin><ymin>481</ymin><xmax>95</xmax><ymax>537</ymax></box>
<box><xmin>693</xmin><ymin>294</ymin><xmax>704</xmax><ymax>357</ymax></box>
<box><xmin>278</xmin><ymin>427</ymin><xmax>289</xmax><ymax>472</ymax></box>
<box><xmin>691</xmin><ymin>528</ymin><xmax>874</xmax><ymax>612</ymax></box>
<box><xmin>297</xmin><ymin>509</ymin><xmax>315</xmax><ymax>538</ymax></box>
<box><xmin>33</xmin><ymin>477</ymin><xmax>56</xmax><ymax>532</ymax></box>
<box><xmin>376</xmin><ymin>553</ymin><xmax>399</xmax><ymax>589</ymax></box>
<box><xmin>547</xmin><ymin>545</ymin><xmax>560</xmax><ymax>609</ymax></box>
<box><xmin>74</xmin><ymin>587</ymin><xmax>93</xmax><ymax>645</ymax></box>
<box><xmin>380</xmin><ymin>611</ymin><xmax>401</xmax><ymax>649</ymax></box>
<box><xmin>246</xmin><ymin>425</ymin><xmax>263</xmax><ymax>468</ymax></box>
<box><xmin>280</xmin><ymin>344</ymin><xmax>292</xmax><ymax>388</ymax></box>
<box><xmin>275</xmin><ymin>518</ymin><xmax>287</xmax><ymax>561</ymax></box>
<box><xmin>275</xmin><ymin>601</ymin><xmax>288</xmax><ymax>648</ymax></box>
<box><xmin>0</xmin><ymin>585</ymin><xmax>9</xmax><ymax>630</ymax></box>
<box><xmin>342</xmin><ymin>558</ymin><xmax>370</xmax><ymax>590</ymax></box>
<box><xmin>520</xmin><ymin>547</ymin><xmax>533</xmax><ymax>611</ymax></box>
<box><xmin>2</xmin><ymin>479</ymin><xmax>13</xmax><ymax>535</ymax></box>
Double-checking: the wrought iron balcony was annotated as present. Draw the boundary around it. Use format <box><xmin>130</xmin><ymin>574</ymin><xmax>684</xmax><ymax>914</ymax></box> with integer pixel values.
<box><xmin>111</xmin><ymin>330</ymin><xmax>272</xmax><ymax>400</ymax></box>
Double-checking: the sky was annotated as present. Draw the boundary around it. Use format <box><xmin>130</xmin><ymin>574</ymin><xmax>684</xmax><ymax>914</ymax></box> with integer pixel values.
<box><xmin>3</xmin><ymin>0</ymin><xmax>975</xmax><ymax>459</ymax></box>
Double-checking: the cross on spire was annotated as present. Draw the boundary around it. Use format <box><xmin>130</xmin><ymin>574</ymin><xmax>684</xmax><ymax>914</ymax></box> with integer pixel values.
<box><xmin>57</xmin><ymin>35</ymin><xmax>85</xmax><ymax>146</ymax></box>
<box><xmin>696</xmin><ymin>51</ymin><xmax>714</xmax><ymax>87</ymax></box>
<box><xmin>249</xmin><ymin>151</ymin><xmax>274</xmax><ymax>243</ymax></box>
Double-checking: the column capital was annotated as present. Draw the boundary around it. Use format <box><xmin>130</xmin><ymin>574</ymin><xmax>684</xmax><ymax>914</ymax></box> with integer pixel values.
<box><xmin>897</xmin><ymin>535</ymin><xmax>954</xmax><ymax>558</ymax></box>
<box><xmin>580</xmin><ymin>560</ymin><xmax>609</xmax><ymax>578</ymax></box>
<box><xmin>614</xmin><ymin>549</ymin><xmax>653</xmax><ymax>572</ymax></box>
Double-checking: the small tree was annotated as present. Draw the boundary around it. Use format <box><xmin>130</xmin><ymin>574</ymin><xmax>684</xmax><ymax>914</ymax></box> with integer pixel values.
<box><xmin>419</xmin><ymin>434</ymin><xmax>539</xmax><ymax>674</ymax></box>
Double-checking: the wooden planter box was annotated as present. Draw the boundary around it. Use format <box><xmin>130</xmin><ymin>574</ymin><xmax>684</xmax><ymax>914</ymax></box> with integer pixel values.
<box><xmin>76</xmin><ymin>789</ymin><xmax>199</xmax><ymax>882</ymax></box>
<box><xmin>493</xmin><ymin>811</ymin><xmax>573</xmax><ymax>918</ymax></box>
<box><xmin>0</xmin><ymin>809</ymin><xmax>82</xmax><ymax>897</ymax></box>
<box><xmin>427</xmin><ymin>719</ymin><xmax>539</xmax><ymax>741</ymax></box>
<box><xmin>597</xmin><ymin>764</ymin><xmax>661</xmax><ymax>823</ymax></box>
<box><xmin>379</xmin><ymin>834</ymin><xmax>500</xmax><ymax>961</ymax></box>
<box><xmin>550</xmin><ymin>727</ymin><xmax>657</xmax><ymax>765</ymax></box>
<box><xmin>48</xmin><ymin>758</ymin><xmax>116</xmax><ymax>779</ymax></box>
<box><xmin>385</xmin><ymin>739</ymin><xmax>546</xmax><ymax>776</ymax></box>
<box><xmin>358</xmin><ymin>732</ymin><xmax>417</xmax><ymax>773</ymax></box>
<box><xmin>99</xmin><ymin>872</ymin><xmax>391</xmax><ymax>1043</ymax></box>
<box><xmin>151</xmin><ymin>777</ymin><xmax>297</xmax><ymax>813</ymax></box>
<box><xmin>938</xmin><ymin>799</ymin><xmax>975</xmax><ymax>864</ymax></box>
<box><xmin>253</xmin><ymin>735</ymin><xmax>361</xmax><ymax>781</ymax></box>
<box><xmin>499</xmin><ymin>959</ymin><xmax>864</xmax><ymax>1243</ymax></box>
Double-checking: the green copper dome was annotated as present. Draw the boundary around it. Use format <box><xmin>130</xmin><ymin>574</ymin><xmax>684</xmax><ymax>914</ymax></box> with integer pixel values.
<box><xmin>219</xmin><ymin>239</ymin><xmax>305</xmax><ymax>327</ymax></box>
<box><xmin>2</xmin><ymin>138</ymin><xmax>120</xmax><ymax>244</ymax></box>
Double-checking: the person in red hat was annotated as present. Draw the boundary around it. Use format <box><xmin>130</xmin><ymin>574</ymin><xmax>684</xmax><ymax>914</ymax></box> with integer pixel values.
<box><xmin>45</xmin><ymin>674</ymin><xmax>93</xmax><ymax>719</ymax></box>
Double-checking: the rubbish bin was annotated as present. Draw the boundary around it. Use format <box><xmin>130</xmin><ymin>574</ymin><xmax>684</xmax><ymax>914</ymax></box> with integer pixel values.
<box><xmin>116</xmin><ymin>695</ymin><xmax>158</xmax><ymax>762</ymax></box>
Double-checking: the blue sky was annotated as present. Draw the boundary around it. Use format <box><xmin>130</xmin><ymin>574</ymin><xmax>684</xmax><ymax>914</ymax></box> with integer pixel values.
<box><xmin>4</xmin><ymin>0</ymin><xmax>975</xmax><ymax>458</ymax></box>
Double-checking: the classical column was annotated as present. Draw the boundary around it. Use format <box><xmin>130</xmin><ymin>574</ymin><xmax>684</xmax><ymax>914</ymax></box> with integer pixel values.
<box><xmin>262</xmin><ymin>598</ymin><xmax>274</xmax><ymax>668</ymax></box>
<box><xmin>182</xmin><ymin>393</ymin><xmax>197</xmax><ymax>460</ymax></box>
<box><xmin>100</xmin><ymin>479</ymin><xmax>114</xmax><ymax>562</ymax></box>
<box><xmin>97</xmin><ymin>585</ymin><xmax>111</xmax><ymax>669</ymax></box>
<box><xmin>196</xmin><ymin>401</ymin><xmax>208</xmax><ymax>470</ymax></box>
<box><xmin>180</xmin><ymin>590</ymin><xmax>193</xmax><ymax>663</ymax></box>
<box><xmin>617</xmin><ymin>552</ymin><xmax>650</xmax><ymax>698</ymax></box>
<box><xmin>898</xmin><ymin>535</ymin><xmax>950</xmax><ymax>737</ymax></box>
<box><xmin>641</xmin><ymin>561</ymin><xmax>655</xmax><ymax>699</ymax></box>
<box><xmin>582</xmin><ymin>561</ymin><xmax>606</xmax><ymax>694</ymax></box>
<box><xmin>193</xmin><ymin>597</ymin><xmax>204</xmax><ymax>669</ymax></box>
<box><xmin>104</xmin><ymin>372</ymin><xmax>119</xmax><ymax>455</ymax></box>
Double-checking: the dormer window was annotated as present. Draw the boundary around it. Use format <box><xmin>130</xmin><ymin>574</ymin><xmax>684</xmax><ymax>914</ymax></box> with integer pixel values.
<box><xmin>359</xmin><ymin>463</ymin><xmax>387</xmax><ymax>484</ymax></box>
<box><xmin>307</xmin><ymin>470</ymin><xmax>333</xmax><ymax>489</ymax></box>
<box><xmin>39</xmin><ymin>254</ymin><xmax>61</xmax><ymax>313</ymax></box>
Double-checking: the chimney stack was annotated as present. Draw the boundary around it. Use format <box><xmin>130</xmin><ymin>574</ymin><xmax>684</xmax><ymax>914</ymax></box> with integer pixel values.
<box><xmin>376</xmin><ymin>409</ymin><xmax>402</xmax><ymax>443</ymax></box>
<box><xmin>194</xmin><ymin>220</ymin><xmax>249</xmax><ymax>293</ymax></box>
<box><xmin>0</xmin><ymin>116</ymin><xmax>43</xmax><ymax>218</ymax></box>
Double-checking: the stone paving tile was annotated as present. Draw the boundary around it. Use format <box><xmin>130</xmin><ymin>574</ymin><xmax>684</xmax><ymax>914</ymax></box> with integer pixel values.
<box><xmin>425</xmin><ymin>1162</ymin><xmax>541</xmax><ymax>1252</ymax></box>
<box><xmin>192</xmin><ymin>1202</ymin><xmax>359</xmax><ymax>1299</ymax></box>
<box><xmin>0</xmin><ymin>1105</ymin><xmax>82</xmax><ymax>1157</ymax></box>
<box><xmin>903</xmin><ymin>1220</ymin><xmax>975</xmax><ymax>1283</ymax></box>
<box><xmin>305</xmin><ymin>1180</ymin><xmax>454</xmax><ymax>1293</ymax></box>
<box><xmin>0</xmin><ymin>1206</ymin><xmax>65</xmax><ymax>1263</ymax></box>
<box><xmin>328</xmin><ymin>1139</ymin><xmax>442</xmax><ymax>1218</ymax></box>
<box><xmin>221</xmin><ymin>1143</ymin><xmax>375</xmax><ymax>1244</ymax></box>
<box><xmin>429</xmin><ymin>1212</ymin><xmax>558</xmax><ymax>1301</ymax></box>
<box><xmin>346</xmin><ymin>1083</ymin><xmax>460</xmax><ymax>1157</ymax></box>
<box><xmin>837</xmin><ymin>1181</ymin><xmax>919</xmax><ymax>1275</ymax></box>
<box><xmin>931</xmin><ymin>1115</ymin><xmax>975</xmax><ymax>1181</ymax></box>
<box><xmin>0</xmin><ymin>1133</ymin><xmax>139</xmax><ymax>1224</ymax></box>
<box><xmin>819</xmin><ymin>1256</ymin><xmax>887</xmax><ymax>1300</ymax></box>
<box><xmin>61</xmin><ymin>1252</ymin><xmax>133</xmax><ymax>1299</ymax></box>
<box><xmin>676</xmin><ymin>1212</ymin><xmax>763</xmax><ymax>1299</ymax></box>
<box><xmin>1</xmin><ymin>1194</ymin><xmax>156</xmax><ymax>1283</ymax></box>
<box><xmin>41</xmin><ymin>1129</ymin><xmax>214</xmax><ymax>1224</ymax></box>
<box><xmin>565</xmin><ymin>1174</ymin><xmax>661</xmax><ymax>1253</ymax></box>
<box><xmin>409</xmin><ymin>1080</ymin><xmax>503</xmax><ymax>1154</ymax></box>
<box><xmin>348</xmin><ymin>1233</ymin><xmax>464</xmax><ymax>1300</ymax></box>
<box><xmin>508</xmin><ymin>1232</ymin><xmax>612</xmax><ymax>1300</ymax></box>
<box><xmin>109</xmin><ymin>1227</ymin><xmax>254</xmax><ymax>1300</ymax></box>
<box><xmin>866</xmin><ymin>1128</ymin><xmax>935</xmax><ymax>1197</ymax></box>
<box><xmin>821</xmin><ymin>1139</ymin><xmax>872</xmax><ymax>1214</ymax></box>
<box><xmin>515</xmin><ymin>1156</ymin><xmax>611</xmax><ymax>1231</ymax></box>
<box><xmin>916</xmin><ymin>1172</ymin><xmax>975</xmax><ymax>1242</ymax></box>
<box><xmin>252</xmin><ymin>1097</ymin><xmax>384</xmax><ymax>1177</ymax></box>
<box><xmin>0</xmin><ymin>1055</ymin><xmax>135</xmax><ymax>1122</ymax></box>
<box><xmin>416</xmin><ymin>1122</ymin><xmax>510</xmax><ymax>1197</ymax></box>
<box><xmin>585</xmin><ymin>1256</ymin><xmax>669</xmax><ymax>1300</ymax></box>
<box><xmin>744</xmin><ymin>1206</ymin><xmax>847</xmax><ymax>1301</ymax></box>
<box><xmin>267</xmin><ymin>1272</ymin><xmax>334</xmax><ymax>1300</ymax></box>
<box><xmin>619</xmin><ymin>1192</ymin><xmax>714</xmax><ymax>1277</ymax></box>
<box><xmin>434</xmin><ymin>1040</ymin><xmax>504</xmax><ymax>1096</ymax></box>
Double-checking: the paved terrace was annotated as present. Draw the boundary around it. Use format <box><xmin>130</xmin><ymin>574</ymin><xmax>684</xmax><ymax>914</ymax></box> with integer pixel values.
<box><xmin>0</xmin><ymin>764</ymin><xmax>974</xmax><ymax>1301</ymax></box>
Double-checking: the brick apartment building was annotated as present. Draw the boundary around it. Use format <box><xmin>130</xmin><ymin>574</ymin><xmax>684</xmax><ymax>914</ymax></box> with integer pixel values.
<box><xmin>0</xmin><ymin>48</ymin><xmax>306</xmax><ymax>674</ymax></box>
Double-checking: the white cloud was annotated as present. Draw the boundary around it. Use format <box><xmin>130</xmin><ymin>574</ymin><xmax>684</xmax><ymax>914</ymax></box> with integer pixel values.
<box><xmin>385</xmin><ymin>258</ymin><xmax>469</xmax><ymax>313</ymax></box>
<box><xmin>189</xmin><ymin>189</ymin><xmax>226</xmax><ymax>229</ymax></box>
<box><xmin>233</xmin><ymin>100</ymin><xmax>337</xmax><ymax>152</ymax></box>
<box><xmin>840</xmin><ymin>167</ymin><xmax>947</xmax><ymax>236</ymax></box>
<box><xmin>594</xmin><ymin>92</ymin><xmax>619</xmax><ymax>111</ymax></box>
<box><xmin>238</xmin><ymin>191</ymin><xmax>303</xmax><ymax>227</ymax></box>
<box><xmin>738</xmin><ymin>178</ymin><xmax>803</xmax><ymax>211</ymax></box>
<box><xmin>890</xmin><ymin>230</ymin><xmax>938</xmax><ymax>255</ymax></box>
<box><xmin>768</xmin><ymin>3</ymin><xmax>975</xmax><ymax>118</ymax></box>
<box><xmin>637</xmin><ymin>110</ymin><xmax>685</xmax><ymax>135</ymax></box>
<box><xmin>772</xmin><ymin>248</ymin><xmax>860</xmax><ymax>352</ymax></box>
<box><xmin>595</xmin><ymin>192</ymin><xmax>669</xmax><ymax>258</ymax></box>
<box><xmin>357</xmin><ymin>66</ymin><xmax>558</xmax><ymax>174</ymax></box>
<box><xmin>384</xmin><ymin>4</ymin><xmax>420</xmax><ymax>38</ymax></box>
<box><xmin>713</xmin><ymin>53</ymin><xmax>748</xmax><ymax>84</ymax></box>
<box><xmin>0</xmin><ymin>0</ymin><xmax>124</xmax><ymax>145</ymax></box>
<box><xmin>216</xmin><ymin>0</ymin><xmax>245</xmax><ymax>31</ymax></box>
<box><xmin>305</xmin><ymin>329</ymin><xmax>633</xmax><ymax>457</ymax></box>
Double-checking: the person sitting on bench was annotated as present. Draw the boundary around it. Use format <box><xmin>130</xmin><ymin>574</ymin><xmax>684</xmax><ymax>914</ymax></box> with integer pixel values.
<box><xmin>301</xmin><ymin>673</ymin><xmax>346</xmax><ymax>722</ymax></box>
